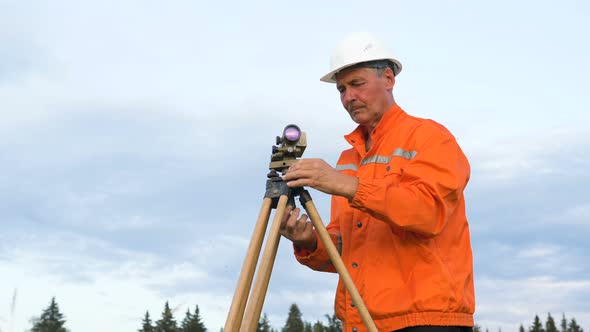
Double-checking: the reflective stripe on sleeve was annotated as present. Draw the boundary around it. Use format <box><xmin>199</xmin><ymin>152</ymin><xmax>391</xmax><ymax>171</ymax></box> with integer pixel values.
<box><xmin>335</xmin><ymin>164</ymin><xmax>358</xmax><ymax>171</ymax></box>
<box><xmin>336</xmin><ymin>148</ymin><xmax>417</xmax><ymax>171</ymax></box>
<box><xmin>360</xmin><ymin>148</ymin><xmax>418</xmax><ymax>166</ymax></box>
<box><xmin>393</xmin><ymin>148</ymin><xmax>418</xmax><ymax>160</ymax></box>
<box><xmin>360</xmin><ymin>154</ymin><xmax>391</xmax><ymax>166</ymax></box>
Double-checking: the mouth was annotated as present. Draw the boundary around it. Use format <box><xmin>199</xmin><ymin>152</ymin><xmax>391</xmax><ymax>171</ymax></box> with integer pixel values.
<box><xmin>348</xmin><ymin>105</ymin><xmax>364</xmax><ymax>114</ymax></box>
<box><xmin>349</xmin><ymin>107</ymin><xmax>364</xmax><ymax>116</ymax></box>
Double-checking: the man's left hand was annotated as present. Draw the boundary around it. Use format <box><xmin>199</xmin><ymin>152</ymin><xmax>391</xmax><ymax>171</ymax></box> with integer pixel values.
<box><xmin>282</xmin><ymin>158</ymin><xmax>358</xmax><ymax>200</ymax></box>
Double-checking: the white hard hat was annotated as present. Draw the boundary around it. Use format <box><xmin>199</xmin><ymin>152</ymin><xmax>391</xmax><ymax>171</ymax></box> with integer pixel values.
<box><xmin>320</xmin><ymin>32</ymin><xmax>402</xmax><ymax>83</ymax></box>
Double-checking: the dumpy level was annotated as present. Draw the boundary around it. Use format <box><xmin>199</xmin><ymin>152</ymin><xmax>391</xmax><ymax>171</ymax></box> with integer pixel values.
<box><xmin>223</xmin><ymin>125</ymin><xmax>377</xmax><ymax>332</ymax></box>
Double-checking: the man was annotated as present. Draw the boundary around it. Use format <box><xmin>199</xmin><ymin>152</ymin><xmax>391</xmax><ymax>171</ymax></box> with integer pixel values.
<box><xmin>280</xmin><ymin>32</ymin><xmax>475</xmax><ymax>332</ymax></box>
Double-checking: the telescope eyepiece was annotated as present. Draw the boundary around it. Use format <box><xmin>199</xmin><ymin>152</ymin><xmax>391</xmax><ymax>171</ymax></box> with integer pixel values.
<box><xmin>283</xmin><ymin>125</ymin><xmax>301</xmax><ymax>143</ymax></box>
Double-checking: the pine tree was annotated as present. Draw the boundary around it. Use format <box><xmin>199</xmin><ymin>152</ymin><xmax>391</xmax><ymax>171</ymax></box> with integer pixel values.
<box><xmin>181</xmin><ymin>305</ymin><xmax>207</xmax><ymax>332</ymax></box>
<box><xmin>140</xmin><ymin>311</ymin><xmax>155</xmax><ymax>332</ymax></box>
<box><xmin>30</xmin><ymin>297</ymin><xmax>68</xmax><ymax>332</ymax></box>
<box><xmin>282</xmin><ymin>304</ymin><xmax>304</xmax><ymax>332</ymax></box>
<box><xmin>568</xmin><ymin>318</ymin><xmax>583</xmax><ymax>332</ymax></box>
<box><xmin>257</xmin><ymin>314</ymin><xmax>273</xmax><ymax>332</ymax></box>
<box><xmin>313</xmin><ymin>320</ymin><xmax>326</xmax><ymax>332</ymax></box>
<box><xmin>181</xmin><ymin>309</ymin><xmax>193</xmax><ymax>332</ymax></box>
<box><xmin>325</xmin><ymin>313</ymin><xmax>342</xmax><ymax>332</ymax></box>
<box><xmin>546</xmin><ymin>313</ymin><xmax>559</xmax><ymax>332</ymax></box>
<box><xmin>474</xmin><ymin>325</ymin><xmax>481</xmax><ymax>332</ymax></box>
<box><xmin>530</xmin><ymin>315</ymin><xmax>545</xmax><ymax>332</ymax></box>
<box><xmin>561</xmin><ymin>314</ymin><xmax>568</xmax><ymax>332</ymax></box>
<box><xmin>304</xmin><ymin>322</ymin><xmax>313</xmax><ymax>332</ymax></box>
<box><xmin>156</xmin><ymin>301</ymin><xmax>179</xmax><ymax>332</ymax></box>
<box><xmin>520</xmin><ymin>324</ymin><xmax>526</xmax><ymax>332</ymax></box>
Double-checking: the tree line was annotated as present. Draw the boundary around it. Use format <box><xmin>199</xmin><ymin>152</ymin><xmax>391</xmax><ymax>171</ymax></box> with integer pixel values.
<box><xmin>23</xmin><ymin>298</ymin><xmax>341</xmax><ymax>332</ymax></box>
<box><xmin>475</xmin><ymin>313</ymin><xmax>584</xmax><ymax>332</ymax></box>
<box><xmin>24</xmin><ymin>297</ymin><xmax>586</xmax><ymax>332</ymax></box>
<box><xmin>137</xmin><ymin>302</ymin><xmax>342</xmax><ymax>332</ymax></box>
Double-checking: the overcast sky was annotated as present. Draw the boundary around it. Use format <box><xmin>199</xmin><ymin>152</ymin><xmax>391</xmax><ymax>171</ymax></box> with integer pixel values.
<box><xmin>1</xmin><ymin>1</ymin><xmax>589</xmax><ymax>331</ymax></box>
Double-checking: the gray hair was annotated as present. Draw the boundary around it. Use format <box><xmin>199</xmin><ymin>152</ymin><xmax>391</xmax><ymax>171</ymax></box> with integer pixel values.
<box><xmin>345</xmin><ymin>59</ymin><xmax>399</xmax><ymax>77</ymax></box>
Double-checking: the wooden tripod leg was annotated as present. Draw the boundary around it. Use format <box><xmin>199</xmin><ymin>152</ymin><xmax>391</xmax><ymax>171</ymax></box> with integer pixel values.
<box><xmin>301</xmin><ymin>196</ymin><xmax>379</xmax><ymax>332</ymax></box>
<box><xmin>239</xmin><ymin>195</ymin><xmax>289</xmax><ymax>332</ymax></box>
<box><xmin>224</xmin><ymin>197</ymin><xmax>273</xmax><ymax>332</ymax></box>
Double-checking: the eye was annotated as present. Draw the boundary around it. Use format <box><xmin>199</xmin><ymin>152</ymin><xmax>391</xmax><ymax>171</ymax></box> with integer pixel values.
<box><xmin>351</xmin><ymin>81</ymin><xmax>365</xmax><ymax>87</ymax></box>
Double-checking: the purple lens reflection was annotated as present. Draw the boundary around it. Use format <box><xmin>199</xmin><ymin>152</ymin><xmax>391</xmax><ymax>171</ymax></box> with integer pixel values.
<box><xmin>284</xmin><ymin>126</ymin><xmax>301</xmax><ymax>142</ymax></box>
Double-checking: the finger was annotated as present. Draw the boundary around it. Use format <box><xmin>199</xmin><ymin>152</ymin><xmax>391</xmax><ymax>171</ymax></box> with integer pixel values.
<box><xmin>285</xmin><ymin>208</ymin><xmax>301</xmax><ymax>233</ymax></box>
<box><xmin>304</xmin><ymin>220</ymin><xmax>313</xmax><ymax>233</ymax></box>
<box><xmin>282</xmin><ymin>169</ymin><xmax>302</xmax><ymax>182</ymax></box>
<box><xmin>285</xmin><ymin>178</ymin><xmax>310</xmax><ymax>188</ymax></box>
<box><xmin>298</xmin><ymin>213</ymin><xmax>309</xmax><ymax>225</ymax></box>
<box><xmin>296</xmin><ymin>159</ymin><xmax>324</xmax><ymax>170</ymax></box>
<box><xmin>285</xmin><ymin>170</ymin><xmax>317</xmax><ymax>185</ymax></box>
<box><xmin>282</xmin><ymin>161</ymin><xmax>312</xmax><ymax>181</ymax></box>
<box><xmin>283</xmin><ymin>160</ymin><xmax>302</xmax><ymax>176</ymax></box>
<box><xmin>285</xmin><ymin>207</ymin><xmax>299</xmax><ymax>225</ymax></box>
<box><xmin>287</xmin><ymin>161</ymin><xmax>313</xmax><ymax>174</ymax></box>
<box><xmin>300</xmin><ymin>220</ymin><xmax>313</xmax><ymax>236</ymax></box>
<box><xmin>283</xmin><ymin>205</ymin><xmax>294</xmax><ymax>218</ymax></box>
<box><xmin>296</xmin><ymin>169</ymin><xmax>318</xmax><ymax>179</ymax></box>
<box><xmin>280</xmin><ymin>205</ymin><xmax>294</xmax><ymax>229</ymax></box>
<box><xmin>296</xmin><ymin>214</ymin><xmax>309</xmax><ymax>231</ymax></box>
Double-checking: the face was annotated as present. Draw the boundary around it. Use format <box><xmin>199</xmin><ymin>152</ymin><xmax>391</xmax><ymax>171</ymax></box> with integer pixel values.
<box><xmin>335</xmin><ymin>66</ymin><xmax>395</xmax><ymax>128</ymax></box>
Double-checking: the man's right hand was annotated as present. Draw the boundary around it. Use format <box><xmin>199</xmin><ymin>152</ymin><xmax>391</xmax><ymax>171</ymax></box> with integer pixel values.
<box><xmin>279</xmin><ymin>205</ymin><xmax>317</xmax><ymax>251</ymax></box>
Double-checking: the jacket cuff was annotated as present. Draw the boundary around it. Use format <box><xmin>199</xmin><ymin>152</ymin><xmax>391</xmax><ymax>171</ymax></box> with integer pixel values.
<box><xmin>350</xmin><ymin>176</ymin><xmax>375</xmax><ymax>210</ymax></box>
<box><xmin>294</xmin><ymin>230</ymin><xmax>329</xmax><ymax>264</ymax></box>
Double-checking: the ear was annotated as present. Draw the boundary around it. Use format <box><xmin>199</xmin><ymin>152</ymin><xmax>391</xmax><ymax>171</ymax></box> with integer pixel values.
<box><xmin>383</xmin><ymin>67</ymin><xmax>395</xmax><ymax>90</ymax></box>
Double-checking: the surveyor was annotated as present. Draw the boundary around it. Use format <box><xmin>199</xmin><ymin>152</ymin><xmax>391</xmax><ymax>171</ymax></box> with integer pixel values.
<box><xmin>280</xmin><ymin>32</ymin><xmax>475</xmax><ymax>332</ymax></box>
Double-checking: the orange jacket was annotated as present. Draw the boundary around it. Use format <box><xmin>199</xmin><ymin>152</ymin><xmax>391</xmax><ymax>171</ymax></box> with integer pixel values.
<box><xmin>295</xmin><ymin>104</ymin><xmax>475</xmax><ymax>332</ymax></box>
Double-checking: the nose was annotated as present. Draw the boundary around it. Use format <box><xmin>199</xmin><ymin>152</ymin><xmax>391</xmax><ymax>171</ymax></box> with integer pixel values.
<box><xmin>341</xmin><ymin>89</ymin><xmax>357</xmax><ymax>110</ymax></box>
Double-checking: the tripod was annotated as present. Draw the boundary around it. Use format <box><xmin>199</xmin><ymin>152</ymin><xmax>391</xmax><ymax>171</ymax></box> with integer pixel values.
<box><xmin>223</xmin><ymin>171</ymin><xmax>378</xmax><ymax>332</ymax></box>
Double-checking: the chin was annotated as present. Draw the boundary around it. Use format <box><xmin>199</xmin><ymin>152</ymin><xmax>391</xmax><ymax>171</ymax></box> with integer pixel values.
<box><xmin>351</xmin><ymin>115</ymin><xmax>369</xmax><ymax>125</ymax></box>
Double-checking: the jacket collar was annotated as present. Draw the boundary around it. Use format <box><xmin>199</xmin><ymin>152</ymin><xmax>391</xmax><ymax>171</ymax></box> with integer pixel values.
<box><xmin>344</xmin><ymin>103</ymin><xmax>407</xmax><ymax>150</ymax></box>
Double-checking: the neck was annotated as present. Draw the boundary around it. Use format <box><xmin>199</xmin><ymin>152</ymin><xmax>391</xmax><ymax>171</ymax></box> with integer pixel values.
<box><xmin>362</xmin><ymin>100</ymin><xmax>396</xmax><ymax>134</ymax></box>
<box><xmin>364</xmin><ymin>131</ymin><xmax>372</xmax><ymax>152</ymax></box>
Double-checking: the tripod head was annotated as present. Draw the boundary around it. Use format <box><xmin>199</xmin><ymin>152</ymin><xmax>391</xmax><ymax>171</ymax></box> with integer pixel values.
<box><xmin>268</xmin><ymin>124</ymin><xmax>307</xmax><ymax>175</ymax></box>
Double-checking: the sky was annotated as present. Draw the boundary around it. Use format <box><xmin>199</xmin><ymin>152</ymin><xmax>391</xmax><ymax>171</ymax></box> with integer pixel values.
<box><xmin>0</xmin><ymin>0</ymin><xmax>589</xmax><ymax>331</ymax></box>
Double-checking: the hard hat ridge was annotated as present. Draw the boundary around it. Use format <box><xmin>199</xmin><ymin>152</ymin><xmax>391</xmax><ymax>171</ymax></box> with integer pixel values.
<box><xmin>320</xmin><ymin>32</ymin><xmax>402</xmax><ymax>83</ymax></box>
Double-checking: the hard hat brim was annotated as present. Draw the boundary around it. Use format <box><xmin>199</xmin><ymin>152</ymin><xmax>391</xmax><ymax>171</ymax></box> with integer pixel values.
<box><xmin>319</xmin><ymin>58</ymin><xmax>403</xmax><ymax>83</ymax></box>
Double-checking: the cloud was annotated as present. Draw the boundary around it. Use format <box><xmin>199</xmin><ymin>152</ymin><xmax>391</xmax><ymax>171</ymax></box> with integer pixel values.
<box><xmin>0</xmin><ymin>2</ymin><xmax>48</xmax><ymax>84</ymax></box>
<box><xmin>465</xmin><ymin>128</ymin><xmax>590</xmax><ymax>236</ymax></box>
<box><xmin>518</xmin><ymin>245</ymin><xmax>559</xmax><ymax>259</ymax></box>
<box><xmin>466</xmin><ymin>128</ymin><xmax>590</xmax><ymax>184</ymax></box>
<box><xmin>464</xmin><ymin>128</ymin><xmax>590</xmax><ymax>331</ymax></box>
<box><xmin>549</xmin><ymin>203</ymin><xmax>590</xmax><ymax>226</ymax></box>
<box><xmin>0</xmin><ymin>227</ymin><xmax>243</xmax><ymax>331</ymax></box>
<box><xmin>475</xmin><ymin>276</ymin><xmax>590</xmax><ymax>332</ymax></box>
<box><xmin>0</xmin><ymin>223</ymin><xmax>340</xmax><ymax>332</ymax></box>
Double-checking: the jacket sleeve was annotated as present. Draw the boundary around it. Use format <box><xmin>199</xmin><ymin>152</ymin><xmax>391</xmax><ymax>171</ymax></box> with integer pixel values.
<box><xmin>350</xmin><ymin>128</ymin><xmax>470</xmax><ymax>236</ymax></box>
<box><xmin>293</xmin><ymin>195</ymin><xmax>343</xmax><ymax>273</ymax></box>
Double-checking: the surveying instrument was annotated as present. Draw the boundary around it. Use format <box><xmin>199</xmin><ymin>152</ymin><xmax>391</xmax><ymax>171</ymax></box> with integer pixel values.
<box><xmin>223</xmin><ymin>125</ymin><xmax>378</xmax><ymax>332</ymax></box>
